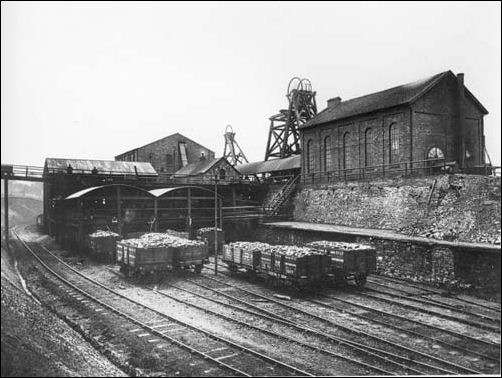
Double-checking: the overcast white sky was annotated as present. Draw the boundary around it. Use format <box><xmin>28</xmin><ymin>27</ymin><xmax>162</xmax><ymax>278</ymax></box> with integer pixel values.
<box><xmin>1</xmin><ymin>1</ymin><xmax>501</xmax><ymax>167</ymax></box>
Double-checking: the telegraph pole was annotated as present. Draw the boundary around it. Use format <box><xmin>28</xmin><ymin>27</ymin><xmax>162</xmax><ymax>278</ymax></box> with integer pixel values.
<box><xmin>3</xmin><ymin>179</ymin><xmax>9</xmax><ymax>251</ymax></box>
<box><xmin>214</xmin><ymin>172</ymin><xmax>218</xmax><ymax>275</ymax></box>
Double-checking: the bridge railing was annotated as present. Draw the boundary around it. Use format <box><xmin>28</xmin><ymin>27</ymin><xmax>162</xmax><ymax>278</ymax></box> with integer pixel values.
<box><xmin>1</xmin><ymin>164</ymin><xmax>45</xmax><ymax>180</ymax></box>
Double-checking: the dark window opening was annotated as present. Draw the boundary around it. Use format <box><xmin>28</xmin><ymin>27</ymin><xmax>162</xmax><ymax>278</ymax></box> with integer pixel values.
<box><xmin>306</xmin><ymin>139</ymin><xmax>314</xmax><ymax>173</ymax></box>
<box><xmin>365</xmin><ymin>128</ymin><xmax>373</xmax><ymax>167</ymax></box>
<box><xmin>343</xmin><ymin>132</ymin><xmax>350</xmax><ymax>170</ymax></box>
<box><xmin>324</xmin><ymin>136</ymin><xmax>332</xmax><ymax>171</ymax></box>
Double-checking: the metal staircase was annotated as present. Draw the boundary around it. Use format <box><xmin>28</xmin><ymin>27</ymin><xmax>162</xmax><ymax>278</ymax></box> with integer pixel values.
<box><xmin>266</xmin><ymin>174</ymin><xmax>300</xmax><ymax>216</ymax></box>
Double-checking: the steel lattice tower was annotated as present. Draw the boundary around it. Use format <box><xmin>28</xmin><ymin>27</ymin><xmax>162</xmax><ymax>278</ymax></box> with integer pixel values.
<box><xmin>264</xmin><ymin>78</ymin><xmax>317</xmax><ymax>160</ymax></box>
<box><xmin>223</xmin><ymin>125</ymin><xmax>249</xmax><ymax>166</ymax></box>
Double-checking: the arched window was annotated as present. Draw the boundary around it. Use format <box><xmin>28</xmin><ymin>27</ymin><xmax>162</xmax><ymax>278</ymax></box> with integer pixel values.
<box><xmin>219</xmin><ymin>168</ymin><xmax>226</xmax><ymax>180</ymax></box>
<box><xmin>306</xmin><ymin>139</ymin><xmax>314</xmax><ymax>173</ymax></box>
<box><xmin>389</xmin><ymin>123</ymin><xmax>399</xmax><ymax>163</ymax></box>
<box><xmin>166</xmin><ymin>154</ymin><xmax>173</xmax><ymax>167</ymax></box>
<box><xmin>343</xmin><ymin>132</ymin><xmax>351</xmax><ymax>170</ymax></box>
<box><xmin>323</xmin><ymin>136</ymin><xmax>332</xmax><ymax>171</ymax></box>
<box><xmin>427</xmin><ymin>147</ymin><xmax>444</xmax><ymax>160</ymax></box>
<box><xmin>365</xmin><ymin>128</ymin><xmax>373</xmax><ymax>167</ymax></box>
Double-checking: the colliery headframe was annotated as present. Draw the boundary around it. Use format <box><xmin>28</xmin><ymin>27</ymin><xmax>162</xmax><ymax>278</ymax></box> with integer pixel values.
<box><xmin>2</xmin><ymin>72</ymin><xmax>501</xmax><ymax>377</ymax></box>
<box><xmin>2</xmin><ymin>72</ymin><xmax>500</xmax><ymax>251</ymax></box>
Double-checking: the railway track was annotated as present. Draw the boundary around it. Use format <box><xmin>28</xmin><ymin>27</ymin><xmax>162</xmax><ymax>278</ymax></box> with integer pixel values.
<box><xmin>364</xmin><ymin>279</ymin><xmax>501</xmax><ymax>322</ymax></box>
<box><xmin>11</xmin><ymin>228</ymin><xmax>313</xmax><ymax>377</ymax></box>
<box><xmin>152</xmin><ymin>282</ymin><xmax>392</xmax><ymax>375</ymax></box>
<box><xmin>202</xmin><ymin>262</ymin><xmax>500</xmax><ymax>374</ymax></box>
<box><xmin>344</xmin><ymin>286</ymin><xmax>500</xmax><ymax>331</ymax></box>
<box><xmin>368</xmin><ymin>275</ymin><xmax>501</xmax><ymax>312</ymax></box>
<box><xmin>208</xmin><ymin>260</ymin><xmax>501</xmax><ymax>350</ymax></box>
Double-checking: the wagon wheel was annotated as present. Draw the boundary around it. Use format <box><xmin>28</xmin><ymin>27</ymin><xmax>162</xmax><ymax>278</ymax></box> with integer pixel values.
<box><xmin>228</xmin><ymin>264</ymin><xmax>238</xmax><ymax>276</ymax></box>
<box><xmin>355</xmin><ymin>273</ymin><xmax>367</xmax><ymax>287</ymax></box>
<box><xmin>194</xmin><ymin>264</ymin><xmax>202</xmax><ymax>275</ymax></box>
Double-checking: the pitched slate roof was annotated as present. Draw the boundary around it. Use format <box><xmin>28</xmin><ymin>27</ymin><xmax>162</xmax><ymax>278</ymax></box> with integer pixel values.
<box><xmin>302</xmin><ymin>71</ymin><xmax>488</xmax><ymax>129</ymax></box>
<box><xmin>173</xmin><ymin>157</ymin><xmax>239</xmax><ymax>176</ymax></box>
<box><xmin>44</xmin><ymin>158</ymin><xmax>157</xmax><ymax>176</ymax></box>
<box><xmin>235</xmin><ymin>155</ymin><xmax>301</xmax><ymax>176</ymax></box>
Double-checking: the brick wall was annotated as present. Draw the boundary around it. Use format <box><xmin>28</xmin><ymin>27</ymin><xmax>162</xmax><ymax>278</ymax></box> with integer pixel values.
<box><xmin>411</xmin><ymin>73</ymin><xmax>484</xmax><ymax>164</ymax></box>
<box><xmin>302</xmin><ymin>107</ymin><xmax>411</xmax><ymax>177</ymax></box>
<box><xmin>116</xmin><ymin>133</ymin><xmax>215</xmax><ymax>174</ymax></box>
<box><xmin>300</xmin><ymin>73</ymin><xmax>486</xmax><ymax>179</ymax></box>
<box><xmin>293</xmin><ymin>174</ymin><xmax>501</xmax><ymax>245</ymax></box>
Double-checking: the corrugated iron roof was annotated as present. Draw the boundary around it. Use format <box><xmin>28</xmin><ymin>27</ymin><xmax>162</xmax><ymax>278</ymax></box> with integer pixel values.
<box><xmin>235</xmin><ymin>155</ymin><xmax>301</xmax><ymax>175</ymax></box>
<box><xmin>45</xmin><ymin>158</ymin><xmax>158</xmax><ymax>176</ymax></box>
<box><xmin>302</xmin><ymin>71</ymin><xmax>488</xmax><ymax>128</ymax></box>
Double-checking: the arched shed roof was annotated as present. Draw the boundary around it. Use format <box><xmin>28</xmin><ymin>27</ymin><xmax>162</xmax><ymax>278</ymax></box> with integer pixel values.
<box><xmin>65</xmin><ymin>184</ymin><xmax>154</xmax><ymax>200</ymax></box>
<box><xmin>149</xmin><ymin>186</ymin><xmax>221</xmax><ymax>198</ymax></box>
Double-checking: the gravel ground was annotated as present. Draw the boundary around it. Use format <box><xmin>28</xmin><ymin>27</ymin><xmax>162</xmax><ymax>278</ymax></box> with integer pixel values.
<box><xmin>1</xmin><ymin>246</ymin><xmax>126</xmax><ymax>377</ymax></box>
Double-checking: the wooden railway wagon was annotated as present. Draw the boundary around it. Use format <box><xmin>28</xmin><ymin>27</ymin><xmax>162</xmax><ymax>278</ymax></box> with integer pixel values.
<box><xmin>306</xmin><ymin>241</ymin><xmax>376</xmax><ymax>287</ymax></box>
<box><xmin>117</xmin><ymin>239</ymin><xmax>208</xmax><ymax>277</ymax></box>
<box><xmin>261</xmin><ymin>249</ymin><xmax>332</xmax><ymax>290</ymax></box>
<box><xmin>88</xmin><ymin>233</ymin><xmax>122</xmax><ymax>263</ymax></box>
<box><xmin>223</xmin><ymin>242</ymin><xmax>331</xmax><ymax>291</ymax></box>
<box><xmin>223</xmin><ymin>242</ymin><xmax>265</xmax><ymax>272</ymax></box>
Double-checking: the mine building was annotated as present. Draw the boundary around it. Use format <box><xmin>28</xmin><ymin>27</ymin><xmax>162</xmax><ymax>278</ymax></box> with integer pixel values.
<box><xmin>300</xmin><ymin>71</ymin><xmax>489</xmax><ymax>184</ymax></box>
<box><xmin>115</xmin><ymin>132</ymin><xmax>215</xmax><ymax>179</ymax></box>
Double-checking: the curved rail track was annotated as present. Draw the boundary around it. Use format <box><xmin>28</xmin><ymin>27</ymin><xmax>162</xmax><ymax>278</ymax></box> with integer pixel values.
<box><xmin>11</xmin><ymin>228</ymin><xmax>313</xmax><ymax>377</ymax></box>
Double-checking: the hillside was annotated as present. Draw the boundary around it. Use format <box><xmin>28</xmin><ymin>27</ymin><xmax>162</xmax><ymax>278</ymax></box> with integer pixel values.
<box><xmin>1</xmin><ymin>197</ymin><xmax>43</xmax><ymax>228</ymax></box>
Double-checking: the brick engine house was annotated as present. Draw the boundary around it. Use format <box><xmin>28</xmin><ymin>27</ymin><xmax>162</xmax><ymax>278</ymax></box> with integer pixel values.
<box><xmin>300</xmin><ymin>71</ymin><xmax>489</xmax><ymax>183</ymax></box>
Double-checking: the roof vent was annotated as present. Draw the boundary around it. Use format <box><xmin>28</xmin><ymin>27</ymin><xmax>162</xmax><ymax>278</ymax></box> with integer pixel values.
<box><xmin>327</xmin><ymin>97</ymin><xmax>342</xmax><ymax>109</ymax></box>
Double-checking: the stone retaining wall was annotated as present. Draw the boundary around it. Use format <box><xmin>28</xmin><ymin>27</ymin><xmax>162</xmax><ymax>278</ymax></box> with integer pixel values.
<box><xmin>293</xmin><ymin>174</ymin><xmax>501</xmax><ymax>245</ymax></box>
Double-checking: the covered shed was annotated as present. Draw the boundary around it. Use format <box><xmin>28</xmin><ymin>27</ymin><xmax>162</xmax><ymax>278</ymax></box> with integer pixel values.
<box><xmin>149</xmin><ymin>186</ymin><xmax>222</xmax><ymax>235</ymax></box>
<box><xmin>56</xmin><ymin>184</ymin><xmax>155</xmax><ymax>248</ymax></box>
<box><xmin>235</xmin><ymin>155</ymin><xmax>300</xmax><ymax>182</ymax></box>
<box><xmin>44</xmin><ymin>157</ymin><xmax>158</xmax><ymax>177</ymax></box>
<box><xmin>172</xmin><ymin>157</ymin><xmax>241</xmax><ymax>184</ymax></box>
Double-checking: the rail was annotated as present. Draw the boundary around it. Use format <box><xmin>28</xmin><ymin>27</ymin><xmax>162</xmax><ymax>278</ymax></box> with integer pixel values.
<box><xmin>13</xmin><ymin>229</ymin><xmax>312</xmax><ymax>377</ymax></box>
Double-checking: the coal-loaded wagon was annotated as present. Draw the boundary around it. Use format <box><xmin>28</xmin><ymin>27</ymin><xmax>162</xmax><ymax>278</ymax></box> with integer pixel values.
<box><xmin>306</xmin><ymin>241</ymin><xmax>376</xmax><ymax>286</ymax></box>
<box><xmin>87</xmin><ymin>230</ymin><xmax>122</xmax><ymax>262</ymax></box>
<box><xmin>117</xmin><ymin>233</ymin><xmax>208</xmax><ymax>278</ymax></box>
<box><xmin>223</xmin><ymin>242</ymin><xmax>331</xmax><ymax>291</ymax></box>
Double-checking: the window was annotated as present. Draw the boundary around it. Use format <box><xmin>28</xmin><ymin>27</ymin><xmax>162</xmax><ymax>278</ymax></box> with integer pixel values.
<box><xmin>427</xmin><ymin>147</ymin><xmax>444</xmax><ymax>160</ymax></box>
<box><xmin>343</xmin><ymin>132</ymin><xmax>351</xmax><ymax>170</ymax></box>
<box><xmin>365</xmin><ymin>128</ymin><xmax>373</xmax><ymax>167</ymax></box>
<box><xmin>166</xmin><ymin>154</ymin><xmax>173</xmax><ymax>170</ymax></box>
<box><xmin>306</xmin><ymin>139</ymin><xmax>314</xmax><ymax>173</ymax></box>
<box><xmin>389</xmin><ymin>123</ymin><xmax>399</xmax><ymax>163</ymax></box>
<box><xmin>219</xmin><ymin>168</ymin><xmax>226</xmax><ymax>180</ymax></box>
<box><xmin>323</xmin><ymin>136</ymin><xmax>332</xmax><ymax>171</ymax></box>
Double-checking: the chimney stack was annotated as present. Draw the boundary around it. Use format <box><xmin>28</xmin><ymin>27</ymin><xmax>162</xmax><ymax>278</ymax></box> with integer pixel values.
<box><xmin>327</xmin><ymin>97</ymin><xmax>342</xmax><ymax>109</ymax></box>
<box><xmin>457</xmin><ymin>73</ymin><xmax>465</xmax><ymax>168</ymax></box>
